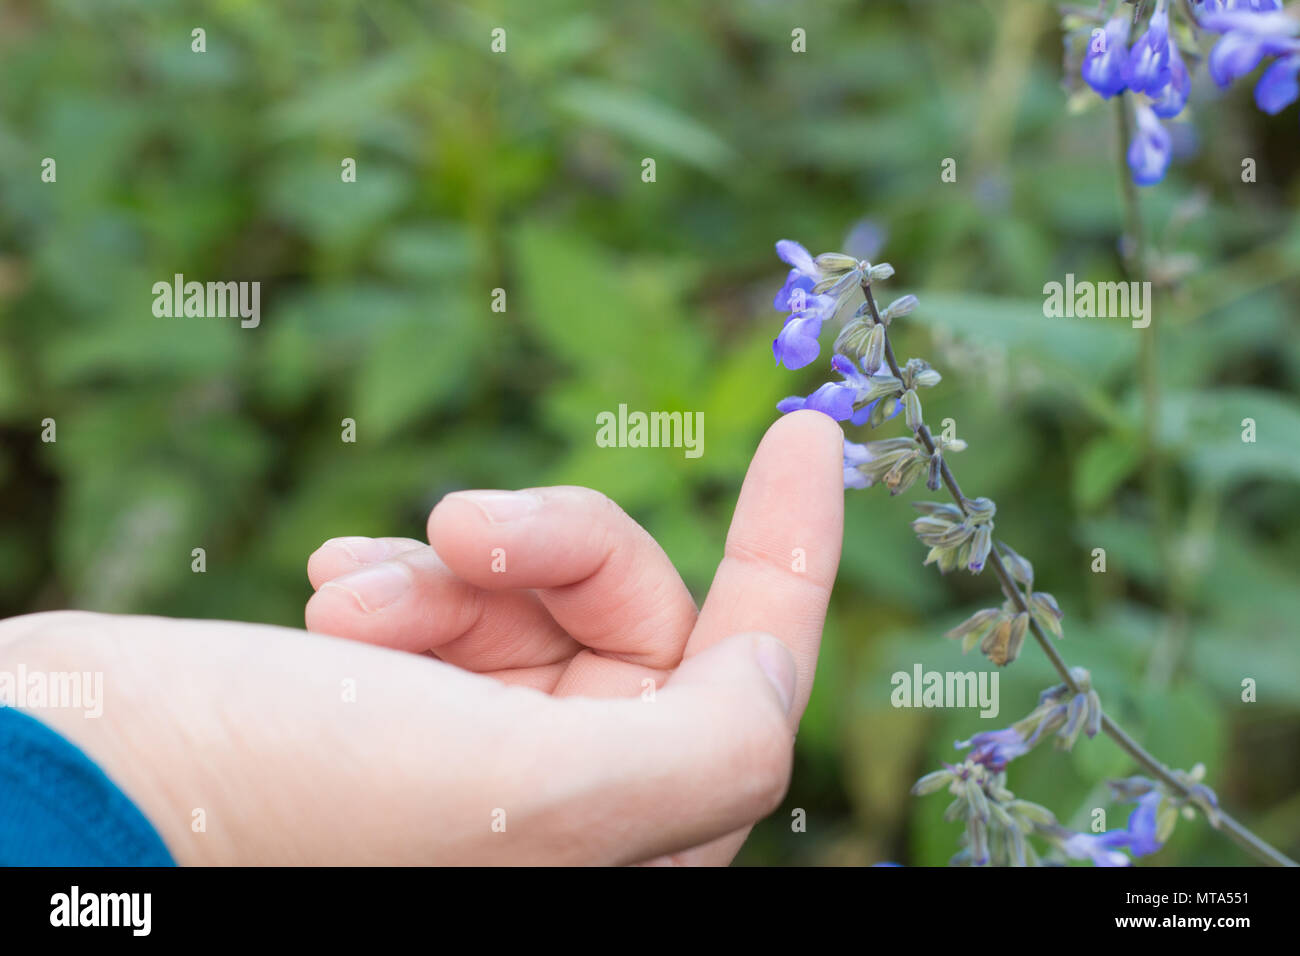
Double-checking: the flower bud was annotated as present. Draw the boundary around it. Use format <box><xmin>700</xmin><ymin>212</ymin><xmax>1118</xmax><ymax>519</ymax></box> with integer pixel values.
<box><xmin>913</xmin><ymin>501</ymin><xmax>964</xmax><ymax>519</ymax></box>
<box><xmin>833</xmin><ymin>317</ymin><xmax>874</xmax><ymax>359</ymax></box>
<box><xmin>811</xmin><ymin>270</ymin><xmax>859</xmax><ymax>296</ymax></box>
<box><xmin>865</xmin><ymin>373</ymin><xmax>902</xmax><ymax>401</ymax></box>
<box><xmin>998</xmin><ymin>542</ymin><xmax>1034</xmax><ymax>588</ymax></box>
<box><xmin>903</xmin><ymin>388</ymin><xmax>923</xmax><ymax>431</ymax></box>
<box><xmin>884</xmin><ymin>451</ymin><xmax>927</xmax><ymax>496</ymax></box>
<box><xmin>869</xmin><ymin>394</ymin><xmax>899</xmax><ymax>428</ymax></box>
<box><xmin>988</xmin><ymin>799</ymin><xmax>1015</xmax><ymax>830</ymax></box>
<box><xmin>945</xmin><ymin>607</ymin><xmax>1001</xmax><ymax>640</ymax></box>
<box><xmin>1060</xmin><ymin>691</ymin><xmax>1089</xmax><ymax>750</ymax></box>
<box><xmin>911</xmin><ymin>769</ymin><xmax>955</xmax><ymax>796</ymax></box>
<box><xmin>965</xmin><ymin>778</ymin><xmax>990</xmax><ymax>821</ymax></box>
<box><xmin>881</xmin><ymin>293</ymin><xmax>918</xmax><ymax>321</ymax></box>
<box><xmin>913</xmin><ymin>368</ymin><xmax>942</xmax><ymax>388</ymax></box>
<box><xmin>867</xmin><ymin>262</ymin><xmax>895</xmax><ymax>282</ymax></box>
<box><xmin>1156</xmin><ymin>798</ymin><xmax>1179</xmax><ymax>843</ymax></box>
<box><xmin>1007</xmin><ymin>823</ymin><xmax>1028</xmax><ymax>866</ymax></box>
<box><xmin>814</xmin><ymin>252</ymin><xmax>860</xmax><ymax>275</ymax></box>
<box><xmin>1004</xmin><ymin>611</ymin><xmax>1029</xmax><ymax>663</ymax></box>
<box><xmin>1085</xmin><ymin>688</ymin><xmax>1103</xmax><ymax>738</ymax></box>
<box><xmin>1010</xmin><ymin>799</ymin><xmax>1057</xmax><ymax>827</ymax></box>
<box><xmin>981</xmin><ymin>616</ymin><xmax>1012</xmax><ymax>661</ymax></box>
<box><xmin>862</xmin><ymin>323</ymin><xmax>886</xmax><ymax>374</ymax></box>
<box><xmin>1029</xmin><ymin>591</ymin><xmax>1064</xmax><ymax>637</ymax></box>
<box><xmin>1107</xmin><ymin>775</ymin><xmax>1156</xmax><ymax>802</ymax></box>
<box><xmin>968</xmin><ymin>524</ymin><xmax>993</xmax><ymax>574</ymax></box>
<box><xmin>967</xmin><ymin>816</ymin><xmax>989</xmax><ymax>865</ymax></box>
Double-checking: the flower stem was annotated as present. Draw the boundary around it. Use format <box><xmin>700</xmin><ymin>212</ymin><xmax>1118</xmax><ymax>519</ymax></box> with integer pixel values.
<box><xmin>1115</xmin><ymin>98</ymin><xmax>1189</xmax><ymax>689</ymax></box>
<box><xmin>861</xmin><ymin>282</ymin><xmax>1296</xmax><ymax>867</ymax></box>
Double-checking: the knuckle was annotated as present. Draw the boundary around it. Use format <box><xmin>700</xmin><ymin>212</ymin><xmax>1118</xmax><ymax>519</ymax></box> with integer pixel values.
<box><xmin>724</xmin><ymin>538</ymin><xmax>831</xmax><ymax>598</ymax></box>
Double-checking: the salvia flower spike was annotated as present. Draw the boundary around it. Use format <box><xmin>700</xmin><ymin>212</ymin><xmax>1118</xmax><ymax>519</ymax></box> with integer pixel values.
<box><xmin>767</xmin><ymin>240</ymin><xmax>1297</xmax><ymax>867</ymax></box>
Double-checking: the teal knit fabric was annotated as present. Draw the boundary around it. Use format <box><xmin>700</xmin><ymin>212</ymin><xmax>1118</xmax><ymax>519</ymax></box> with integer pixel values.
<box><xmin>0</xmin><ymin>707</ymin><xmax>175</xmax><ymax>866</ymax></box>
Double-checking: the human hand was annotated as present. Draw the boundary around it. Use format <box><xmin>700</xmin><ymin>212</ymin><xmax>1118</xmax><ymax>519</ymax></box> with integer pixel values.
<box><xmin>304</xmin><ymin>409</ymin><xmax>845</xmax><ymax>863</ymax></box>
<box><xmin>0</xmin><ymin>411</ymin><xmax>841</xmax><ymax>865</ymax></box>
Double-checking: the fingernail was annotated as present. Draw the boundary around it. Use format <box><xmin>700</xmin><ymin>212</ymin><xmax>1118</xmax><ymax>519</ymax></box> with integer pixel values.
<box><xmin>755</xmin><ymin>636</ymin><xmax>796</xmax><ymax>715</ymax></box>
<box><xmin>446</xmin><ymin>490</ymin><xmax>542</xmax><ymax>524</ymax></box>
<box><xmin>323</xmin><ymin>562</ymin><xmax>412</xmax><ymax>613</ymax></box>
<box><xmin>324</xmin><ymin>536</ymin><xmax>390</xmax><ymax>564</ymax></box>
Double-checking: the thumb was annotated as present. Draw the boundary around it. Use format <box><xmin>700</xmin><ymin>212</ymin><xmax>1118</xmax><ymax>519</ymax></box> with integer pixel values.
<box><xmin>525</xmin><ymin>631</ymin><xmax>797</xmax><ymax>865</ymax></box>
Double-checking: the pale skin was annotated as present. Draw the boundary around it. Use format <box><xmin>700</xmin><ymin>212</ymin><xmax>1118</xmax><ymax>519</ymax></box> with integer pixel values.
<box><xmin>0</xmin><ymin>410</ymin><xmax>843</xmax><ymax>865</ymax></box>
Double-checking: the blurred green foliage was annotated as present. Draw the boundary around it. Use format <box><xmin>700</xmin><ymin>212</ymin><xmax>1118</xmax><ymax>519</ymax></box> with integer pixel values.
<box><xmin>1</xmin><ymin>0</ymin><xmax>1298</xmax><ymax>864</ymax></box>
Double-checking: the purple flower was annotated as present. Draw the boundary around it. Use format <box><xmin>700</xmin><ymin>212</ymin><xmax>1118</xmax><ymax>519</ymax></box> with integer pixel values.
<box><xmin>843</xmin><ymin>439</ymin><xmax>872</xmax><ymax>489</ymax></box>
<box><xmin>1124</xmin><ymin>791</ymin><xmax>1166</xmax><ymax>857</ymax></box>
<box><xmin>843</xmin><ymin>220</ymin><xmax>887</xmax><ymax>262</ymax></box>
<box><xmin>773</xmin><ymin>240</ymin><xmax>818</xmax><ymax>304</ymax></box>
<box><xmin>955</xmin><ymin>727</ymin><xmax>1030</xmax><ymax>770</ymax></box>
<box><xmin>1062</xmin><ymin>689</ymin><xmax>1089</xmax><ymax>739</ymax></box>
<box><xmin>1256</xmin><ymin>53</ymin><xmax>1300</xmax><ymax>112</ymax></box>
<box><xmin>1082</xmin><ymin>16</ymin><xmax>1132</xmax><ymax>98</ymax></box>
<box><xmin>777</xmin><ymin>354</ymin><xmax>880</xmax><ymax>423</ymax></box>
<box><xmin>1201</xmin><ymin>9</ymin><xmax>1300</xmax><ymax>88</ymax></box>
<box><xmin>1151</xmin><ymin>44</ymin><xmax>1192</xmax><ymax>117</ymax></box>
<box><xmin>1219</xmin><ymin>0</ymin><xmax>1285</xmax><ymax>12</ymax></box>
<box><xmin>773</xmin><ymin>312</ymin><xmax>826</xmax><ymax>370</ymax></box>
<box><xmin>1127</xmin><ymin>102</ymin><xmax>1173</xmax><ymax>186</ymax></box>
<box><xmin>1130</xmin><ymin>2</ymin><xmax>1173</xmax><ymax>95</ymax></box>
<box><xmin>1061</xmin><ymin>831</ymin><xmax>1132</xmax><ymax>867</ymax></box>
<box><xmin>772</xmin><ymin>240</ymin><xmax>841</xmax><ymax>369</ymax></box>
<box><xmin>777</xmin><ymin>380</ymin><xmax>856</xmax><ymax>420</ymax></box>
<box><xmin>1209</xmin><ymin>32</ymin><xmax>1291</xmax><ymax>88</ymax></box>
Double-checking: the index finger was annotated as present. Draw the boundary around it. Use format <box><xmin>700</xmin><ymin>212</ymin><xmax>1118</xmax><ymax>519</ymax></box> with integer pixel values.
<box><xmin>684</xmin><ymin>409</ymin><xmax>844</xmax><ymax>724</ymax></box>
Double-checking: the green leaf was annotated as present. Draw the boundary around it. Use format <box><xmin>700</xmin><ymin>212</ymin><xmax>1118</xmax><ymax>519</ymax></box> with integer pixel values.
<box><xmin>553</xmin><ymin>80</ymin><xmax>735</xmax><ymax>173</ymax></box>
<box><xmin>352</xmin><ymin>295</ymin><xmax>482</xmax><ymax>441</ymax></box>
<box><xmin>1161</xmin><ymin>388</ymin><xmax>1300</xmax><ymax>487</ymax></box>
<box><xmin>1073</xmin><ymin>432</ymin><xmax>1141</xmax><ymax>511</ymax></box>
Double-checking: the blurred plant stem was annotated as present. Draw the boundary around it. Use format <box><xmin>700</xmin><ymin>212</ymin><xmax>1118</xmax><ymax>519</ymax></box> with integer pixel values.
<box><xmin>863</xmin><ymin>282</ymin><xmax>1296</xmax><ymax>866</ymax></box>
<box><xmin>1115</xmin><ymin>96</ymin><xmax>1190</xmax><ymax>690</ymax></box>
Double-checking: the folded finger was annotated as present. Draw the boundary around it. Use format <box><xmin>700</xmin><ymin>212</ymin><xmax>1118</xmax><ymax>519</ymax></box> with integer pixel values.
<box><xmin>307</xmin><ymin>537</ymin><xmax>427</xmax><ymax>589</ymax></box>
<box><xmin>305</xmin><ymin>546</ymin><xmax>580</xmax><ymax>670</ymax></box>
<box><xmin>428</xmin><ymin>487</ymin><xmax>697</xmax><ymax>671</ymax></box>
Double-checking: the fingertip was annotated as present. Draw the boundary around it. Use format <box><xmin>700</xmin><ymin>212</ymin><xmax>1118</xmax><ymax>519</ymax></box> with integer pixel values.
<box><xmin>306</xmin><ymin>539</ymin><xmax>355</xmax><ymax>590</ymax></box>
<box><xmin>764</xmin><ymin>409</ymin><xmax>844</xmax><ymax>472</ymax></box>
<box><xmin>427</xmin><ymin>495</ymin><xmax>487</xmax><ymax>582</ymax></box>
<box><xmin>732</xmin><ymin>410</ymin><xmax>844</xmax><ymax>556</ymax></box>
<box><xmin>304</xmin><ymin>580</ymin><xmax>358</xmax><ymax>635</ymax></box>
<box><xmin>429</xmin><ymin>491</ymin><xmax>545</xmax><ymax>550</ymax></box>
<box><xmin>307</xmin><ymin>537</ymin><xmax>427</xmax><ymax>590</ymax></box>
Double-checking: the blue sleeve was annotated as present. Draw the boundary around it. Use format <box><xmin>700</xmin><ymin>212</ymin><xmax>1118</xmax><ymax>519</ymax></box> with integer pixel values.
<box><xmin>0</xmin><ymin>706</ymin><xmax>175</xmax><ymax>866</ymax></box>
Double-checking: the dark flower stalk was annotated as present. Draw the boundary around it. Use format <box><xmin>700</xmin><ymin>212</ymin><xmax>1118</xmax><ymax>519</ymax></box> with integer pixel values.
<box><xmin>769</xmin><ymin>241</ymin><xmax>1296</xmax><ymax>865</ymax></box>
<box><xmin>859</xmin><ymin>279</ymin><xmax>1293</xmax><ymax>867</ymax></box>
